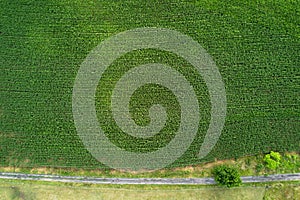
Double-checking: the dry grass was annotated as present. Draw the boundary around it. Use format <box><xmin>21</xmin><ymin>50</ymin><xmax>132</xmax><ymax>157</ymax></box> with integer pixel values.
<box><xmin>0</xmin><ymin>152</ymin><xmax>298</xmax><ymax>179</ymax></box>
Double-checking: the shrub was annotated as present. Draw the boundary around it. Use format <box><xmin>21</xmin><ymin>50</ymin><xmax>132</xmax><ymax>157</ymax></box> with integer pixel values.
<box><xmin>264</xmin><ymin>151</ymin><xmax>281</xmax><ymax>170</ymax></box>
<box><xmin>212</xmin><ymin>165</ymin><xmax>242</xmax><ymax>188</ymax></box>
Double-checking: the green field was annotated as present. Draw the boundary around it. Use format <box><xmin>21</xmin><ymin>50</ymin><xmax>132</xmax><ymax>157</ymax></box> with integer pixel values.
<box><xmin>0</xmin><ymin>0</ymin><xmax>299</xmax><ymax>171</ymax></box>
<box><xmin>0</xmin><ymin>181</ymin><xmax>266</xmax><ymax>200</ymax></box>
<box><xmin>0</xmin><ymin>179</ymin><xmax>300</xmax><ymax>200</ymax></box>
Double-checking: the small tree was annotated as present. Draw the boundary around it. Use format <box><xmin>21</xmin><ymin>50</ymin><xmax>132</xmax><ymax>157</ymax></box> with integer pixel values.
<box><xmin>264</xmin><ymin>151</ymin><xmax>281</xmax><ymax>170</ymax></box>
<box><xmin>212</xmin><ymin>165</ymin><xmax>242</xmax><ymax>188</ymax></box>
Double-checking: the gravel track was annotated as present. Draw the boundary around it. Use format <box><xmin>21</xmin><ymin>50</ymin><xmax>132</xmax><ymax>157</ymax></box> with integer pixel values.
<box><xmin>0</xmin><ymin>172</ymin><xmax>299</xmax><ymax>185</ymax></box>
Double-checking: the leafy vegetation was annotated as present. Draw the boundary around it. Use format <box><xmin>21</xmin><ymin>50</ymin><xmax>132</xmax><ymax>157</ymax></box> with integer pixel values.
<box><xmin>0</xmin><ymin>0</ymin><xmax>299</xmax><ymax>170</ymax></box>
<box><xmin>212</xmin><ymin>165</ymin><xmax>242</xmax><ymax>188</ymax></box>
<box><xmin>264</xmin><ymin>151</ymin><xmax>282</xmax><ymax>170</ymax></box>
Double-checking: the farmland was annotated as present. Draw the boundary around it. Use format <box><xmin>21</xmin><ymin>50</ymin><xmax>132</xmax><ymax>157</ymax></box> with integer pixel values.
<box><xmin>0</xmin><ymin>0</ymin><xmax>299</xmax><ymax>172</ymax></box>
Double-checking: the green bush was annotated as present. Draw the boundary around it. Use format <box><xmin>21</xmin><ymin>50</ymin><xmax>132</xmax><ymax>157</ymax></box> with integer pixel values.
<box><xmin>264</xmin><ymin>151</ymin><xmax>282</xmax><ymax>170</ymax></box>
<box><xmin>212</xmin><ymin>165</ymin><xmax>242</xmax><ymax>188</ymax></box>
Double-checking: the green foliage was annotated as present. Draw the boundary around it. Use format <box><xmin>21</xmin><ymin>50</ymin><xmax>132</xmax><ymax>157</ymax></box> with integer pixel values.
<box><xmin>212</xmin><ymin>165</ymin><xmax>242</xmax><ymax>188</ymax></box>
<box><xmin>264</xmin><ymin>151</ymin><xmax>282</xmax><ymax>170</ymax></box>
<box><xmin>0</xmin><ymin>0</ymin><xmax>299</xmax><ymax>169</ymax></box>
<box><xmin>280</xmin><ymin>153</ymin><xmax>300</xmax><ymax>173</ymax></box>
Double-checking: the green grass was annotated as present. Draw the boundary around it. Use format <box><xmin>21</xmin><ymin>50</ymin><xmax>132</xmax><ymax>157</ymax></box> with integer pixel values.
<box><xmin>0</xmin><ymin>151</ymin><xmax>299</xmax><ymax>181</ymax></box>
<box><xmin>0</xmin><ymin>179</ymin><xmax>299</xmax><ymax>200</ymax></box>
<box><xmin>0</xmin><ymin>0</ymin><xmax>299</xmax><ymax>170</ymax></box>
